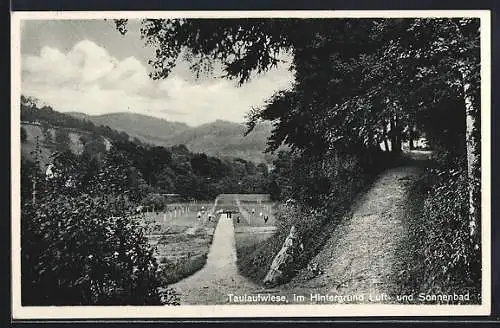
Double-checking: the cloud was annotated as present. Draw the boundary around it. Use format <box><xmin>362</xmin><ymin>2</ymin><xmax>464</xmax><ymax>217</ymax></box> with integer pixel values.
<box><xmin>21</xmin><ymin>39</ymin><xmax>295</xmax><ymax>126</ymax></box>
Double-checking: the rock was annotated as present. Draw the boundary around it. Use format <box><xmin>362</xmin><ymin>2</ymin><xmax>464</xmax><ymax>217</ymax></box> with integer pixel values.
<box><xmin>263</xmin><ymin>225</ymin><xmax>303</xmax><ymax>287</ymax></box>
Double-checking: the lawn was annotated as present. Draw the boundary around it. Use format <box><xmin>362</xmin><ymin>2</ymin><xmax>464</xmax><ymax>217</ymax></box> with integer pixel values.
<box><xmin>234</xmin><ymin>202</ymin><xmax>278</xmax><ymax>227</ymax></box>
<box><xmin>139</xmin><ymin>203</ymin><xmax>218</xmax><ymax>285</ymax></box>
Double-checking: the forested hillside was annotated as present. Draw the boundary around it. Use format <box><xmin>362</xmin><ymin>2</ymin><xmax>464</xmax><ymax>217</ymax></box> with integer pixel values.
<box><xmin>164</xmin><ymin>119</ymin><xmax>278</xmax><ymax>164</ymax></box>
<box><xmin>66</xmin><ymin>112</ymin><xmax>191</xmax><ymax>148</ymax></box>
<box><xmin>66</xmin><ymin>112</ymin><xmax>276</xmax><ymax>164</ymax></box>
<box><xmin>21</xmin><ymin>96</ymin><xmax>271</xmax><ymax>201</ymax></box>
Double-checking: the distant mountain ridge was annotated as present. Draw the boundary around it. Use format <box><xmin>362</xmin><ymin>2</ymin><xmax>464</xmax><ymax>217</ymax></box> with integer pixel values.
<box><xmin>66</xmin><ymin>112</ymin><xmax>277</xmax><ymax>164</ymax></box>
<box><xmin>66</xmin><ymin>112</ymin><xmax>190</xmax><ymax>143</ymax></box>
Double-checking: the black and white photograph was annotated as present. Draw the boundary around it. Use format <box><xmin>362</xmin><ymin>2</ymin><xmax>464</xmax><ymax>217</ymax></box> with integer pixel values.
<box><xmin>11</xmin><ymin>10</ymin><xmax>491</xmax><ymax>318</ymax></box>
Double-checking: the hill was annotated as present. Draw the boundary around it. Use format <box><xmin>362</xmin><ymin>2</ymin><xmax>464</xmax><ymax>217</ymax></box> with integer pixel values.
<box><xmin>67</xmin><ymin>112</ymin><xmax>277</xmax><ymax>164</ymax></box>
<box><xmin>20</xmin><ymin>99</ymin><xmax>273</xmax><ymax>203</ymax></box>
<box><xmin>20</xmin><ymin>122</ymin><xmax>112</xmax><ymax>168</ymax></box>
<box><xmin>65</xmin><ymin>112</ymin><xmax>90</xmax><ymax>120</ymax></box>
<box><xmin>67</xmin><ymin>112</ymin><xmax>190</xmax><ymax>145</ymax></box>
<box><xmin>164</xmin><ymin>120</ymin><xmax>276</xmax><ymax>164</ymax></box>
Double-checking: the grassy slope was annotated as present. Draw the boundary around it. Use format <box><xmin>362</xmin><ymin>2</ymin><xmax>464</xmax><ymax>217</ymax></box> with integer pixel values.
<box><xmin>236</xmin><ymin>229</ymin><xmax>288</xmax><ymax>284</ymax></box>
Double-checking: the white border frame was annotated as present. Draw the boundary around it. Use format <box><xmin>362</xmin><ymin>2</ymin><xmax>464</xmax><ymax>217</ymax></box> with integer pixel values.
<box><xmin>11</xmin><ymin>10</ymin><xmax>492</xmax><ymax>319</ymax></box>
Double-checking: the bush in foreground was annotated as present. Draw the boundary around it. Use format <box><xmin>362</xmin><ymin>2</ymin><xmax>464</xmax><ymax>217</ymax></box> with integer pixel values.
<box><xmin>22</xmin><ymin>195</ymin><xmax>166</xmax><ymax>305</ymax></box>
<box><xmin>21</xmin><ymin>150</ymin><xmax>179</xmax><ymax>305</ymax></box>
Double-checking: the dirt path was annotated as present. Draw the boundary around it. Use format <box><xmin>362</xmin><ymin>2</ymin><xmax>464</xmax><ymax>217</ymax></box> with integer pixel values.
<box><xmin>283</xmin><ymin>166</ymin><xmax>421</xmax><ymax>303</ymax></box>
<box><xmin>170</xmin><ymin>213</ymin><xmax>258</xmax><ymax>304</ymax></box>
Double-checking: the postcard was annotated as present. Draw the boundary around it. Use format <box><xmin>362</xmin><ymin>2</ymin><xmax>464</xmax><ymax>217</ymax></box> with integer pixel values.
<box><xmin>11</xmin><ymin>9</ymin><xmax>491</xmax><ymax>319</ymax></box>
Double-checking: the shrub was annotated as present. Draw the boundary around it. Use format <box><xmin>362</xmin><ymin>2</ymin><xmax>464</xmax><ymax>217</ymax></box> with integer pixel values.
<box><xmin>21</xmin><ymin>195</ymin><xmax>165</xmax><ymax>305</ymax></box>
<box><xmin>20</xmin><ymin>150</ymin><xmax>178</xmax><ymax>305</ymax></box>
<box><xmin>142</xmin><ymin>193</ymin><xmax>166</xmax><ymax>212</ymax></box>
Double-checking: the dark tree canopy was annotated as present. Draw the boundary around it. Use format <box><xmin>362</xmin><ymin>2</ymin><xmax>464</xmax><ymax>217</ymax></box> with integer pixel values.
<box><xmin>115</xmin><ymin>18</ymin><xmax>479</xmax><ymax>158</ymax></box>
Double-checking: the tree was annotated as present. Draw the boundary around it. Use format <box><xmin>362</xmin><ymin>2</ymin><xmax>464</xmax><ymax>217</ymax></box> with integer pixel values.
<box><xmin>156</xmin><ymin>165</ymin><xmax>176</xmax><ymax>192</ymax></box>
<box><xmin>27</xmin><ymin>135</ymin><xmax>44</xmax><ymax>205</ymax></box>
<box><xmin>80</xmin><ymin>133</ymin><xmax>107</xmax><ymax>161</ymax></box>
<box><xmin>116</xmin><ymin>18</ymin><xmax>478</xmax><ymax>157</ymax></box>
<box><xmin>115</xmin><ymin>18</ymin><xmax>298</xmax><ymax>84</ymax></box>
<box><xmin>268</xmin><ymin>150</ymin><xmax>294</xmax><ymax>201</ymax></box>
<box><xmin>22</xmin><ymin>195</ymin><xmax>164</xmax><ymax>305</ymax></box>
<box><xmin>41</xmin><ymin>124</ymin><xmax>53</xmax><ymax>145</ymax></box>
<box><xmin>55</xmin><ymin>128</ymin><xmax>71</xmax><ymax>152</ymax></box>
<box><xmin>21</xmin><ymin>158</ymin><xmax>40</xmax><ymax>205</ymax></box>
<box><xmin>256</xmin><ymin>162</ymin><xmax>269</xmax><ymax>177</ymax></box>
<box><xmin>400</xmin><ymin>18</ymin><xmax>480</xmax><ymax>240</ymax></box>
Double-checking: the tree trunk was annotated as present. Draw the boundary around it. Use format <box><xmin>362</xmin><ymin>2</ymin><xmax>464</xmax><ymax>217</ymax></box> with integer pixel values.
<box><xmin>390</xmin><ymin>116</ymin><xmax>401</xmax><ymax>154</ymax></box>
<box><xmin>451</xmin><ymin>21</ymin><xmax>480</xmax><ymax>242</ymax></box>
<box><xmin>383</xmin><ymin>139</ymin><xmax>390</xmax><ymax>152</ymax></box>
<box><xmin>382</xmin><ymin>122</ymin><xmax>390</xmax><ymax>152</ymax></box>
<box><xmin>367</xmin><ymin>131</ymin><xmax>374</xmax><ymax>149</ymax></box>
<box><xmin>395</xmin><ymin>134</ymin><xmax>402</xmax><ymax>154</ymax></box>
<box><xmin>462</xmin><ymin>74</ymin><xmax>478</xmax><ymax>240</ymax></box>
<box><xmin>409</xmin><ymin>125</ymin><xmax>415</xmax><ymax>150</ymax></box>
<box><xmin>395</xmin><ymin>115</ymin><xmax>402</xmax><ymax>153</ymax></box>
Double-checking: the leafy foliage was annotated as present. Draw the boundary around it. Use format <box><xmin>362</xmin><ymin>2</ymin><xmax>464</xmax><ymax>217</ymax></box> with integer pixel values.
<box><xmin>54</xmin><ymin>129</ymin><xmax>71</xmax><ymax>152</ymax></box>
<box><xmin>20</xmin><ymin>99</ymin><xmax>276</xmax><ymax>303</ymax></box>
<box><xmin>23</xmin><ymin>17</ymin><xmax>479</xmax><ymax>296</ymax></box>
<box><xmin>116</xmin><ymin>18</ymin><xmax>479</xmax><ymax>159</ymax></box>
<box><xmin>116</xmin><ymin>18</ymin><xmax>298</xmax><ymax>84</ymax></box>
<box><xmin>21</xmin><ymin>150</ymin><xmax>178</xmax><ymax>305</ymax></box>
<box><xmin>111</xmin><ymin>140</ymin><xmax>270</xmax><ymax>200</ymax></box>
<box><xmin>159</xmin><ymin>254</ymin><xmax>208</xmax><ymax>285</ymax></box>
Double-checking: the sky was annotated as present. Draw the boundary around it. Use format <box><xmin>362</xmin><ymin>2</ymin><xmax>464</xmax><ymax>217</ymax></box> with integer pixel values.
<box><xmin>20</xmin><ymin>19</ymin><xmax>295</xmax><ymax>126</ymax></box>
